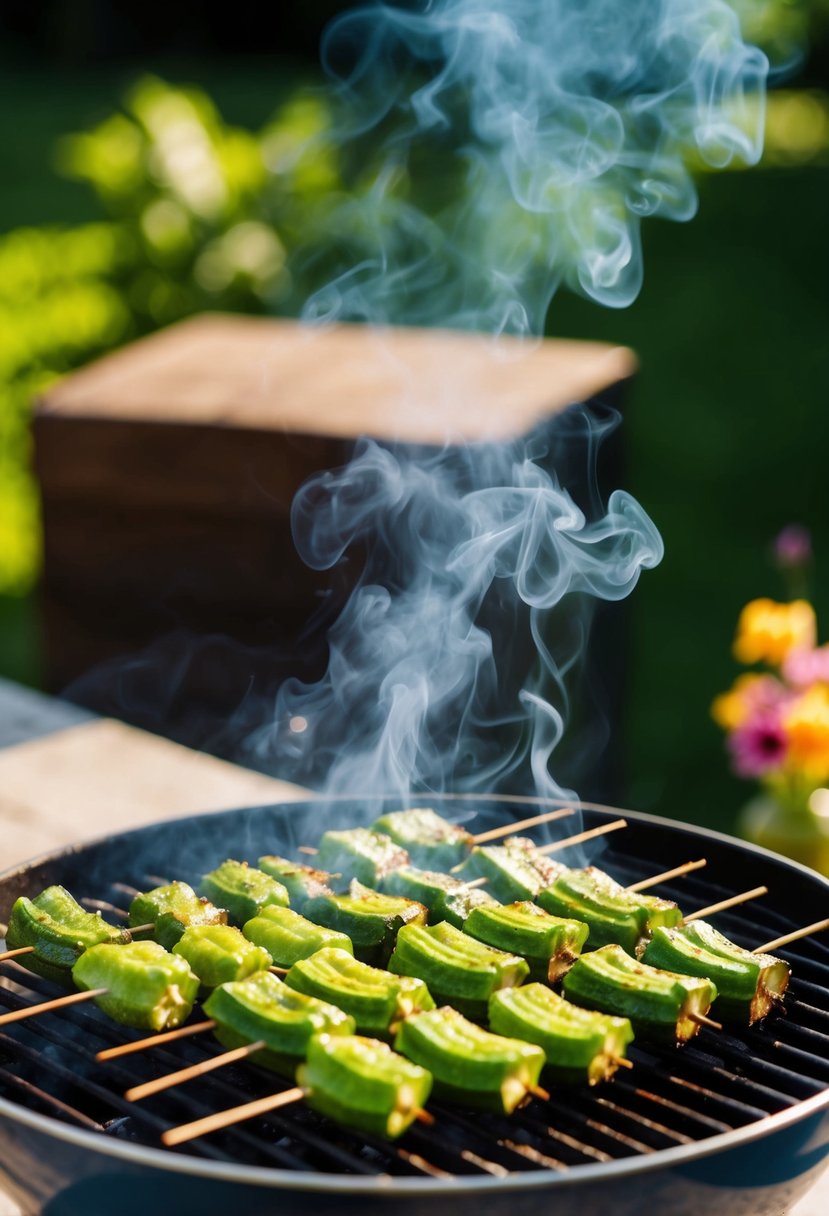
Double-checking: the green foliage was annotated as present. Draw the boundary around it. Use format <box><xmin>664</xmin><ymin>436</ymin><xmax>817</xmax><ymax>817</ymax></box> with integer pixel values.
<box><xmin>0</xmin><ymin>76</ymin><xmax>344</xmax><ymax>593</ymax></box>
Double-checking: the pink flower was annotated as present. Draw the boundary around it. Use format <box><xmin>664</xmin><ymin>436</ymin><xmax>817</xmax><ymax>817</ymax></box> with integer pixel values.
<box><xmin>783</xmin><ymin>644</ymin><xmax>829</xmax><ymax>689</ymax></box>
<box><xmin>727</xmin><ymin>711</ymin><xmax>788</xmax><ymax>778</ymax></box>
<box><xmin>773</xmin><ymin>525</ymin><xmax>812</xmax><ymax>571</ymax></box>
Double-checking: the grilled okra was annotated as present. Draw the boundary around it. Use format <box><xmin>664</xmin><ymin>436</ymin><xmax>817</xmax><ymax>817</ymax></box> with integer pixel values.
<box><xmin>395</xmin><ymin>1006</ymin><xmax>544</xmax><ymax>1113</ymax></box>
<box><xmin>284</xmin><ymin>946</ymin><xmax>435</xmax><ymax>1036</ymax></box>
<box><xmin>436</xmin><ymin>883</ymin><xmax>499</xmax><ymax>928</ymax></box>
<box><xmin>314</xmin><ymin>829</ymin><xmax>409</xmax><ymax>891</ymax></box>
<box><xmin>171</xmin><ymin>924</ymin><xmax>271</xmax><ymax>989</ymax></box>
<box><xmin>243</xmin><ymin>904</ymin><xmax>353</xmax><ymax>967</ymax></box>
<box><xmin>128</xmin><ymin>881</ymin><xmax>227</xmax><ymax>951</ymax></box>
<box><xmin>465</xmin><ymin>900</ymin><xmax>588</xmax><ymax>982</ymax></box>
<box><xmin>388</xmin><ymin>921</ymin><xmax>528</xmax><ymax>1018</ymax></box>
<box><xmin>538</xmin><ymin>866</ymin><xmax>681</xmax><ymax>956</ymax></box>
<box><xmin>5</xmin><ymin>885</ymin><xmax>131</xmax><ymax>987</ymax></box>
<box><xmin>257</xmin><ymin>855</ymin><xmax>335</xmax><ymax>911</ymax></box>
<box><xmin>642</xmin><ymin>920</ymin><xmax>790</xmax><ymax>1024</ymax></box>
<box><xmin>303</xmin><ymin>880</ymin><xmax>427</xmax><ymax>965</ymax></box>
<box><xmin>203</xmin><ymin>970</ymin><xmax>354</xmax><ymax>1074</ymax></box>
<box><xmin>455</xmin><ymin>837</ymin><xmax>567</xmax><ymax>903</ymax></box>
<box><xmin>72</xmin><ymin>940</ymin><xmax>200</xmax><ymax>1030</ymax></box>
<box><xmin>489</xmin><ymin>984</ymin><xmax>633</xmax><ymax>1084</ymax></box>
<box><xmin>298</xmin><ymin>1032</ymin><xmax>433</xmax><ymax>1139</ymax></box>
<box><xmin>372</xmin><ymin>808</ymin><xmax>474</xmax><ymax>870</ymax></box>
<box><xmin>199</xmin><ymin>860</ymin><xmax>289</xmax><ymax>925</ymax></box>
<box><xmin>562</xmin><ymin>944</ymin><xmax>718</xmax><ymax>1043</ymax></box>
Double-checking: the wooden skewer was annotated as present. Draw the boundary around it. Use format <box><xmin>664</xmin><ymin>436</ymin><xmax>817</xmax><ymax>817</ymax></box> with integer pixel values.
<box><xmin>268</xmin><ymin>966</ymin><xmax>289</xmax><ymax>975</ymax></box>
<box><xmin>297</xmin><ymin>846</ymin><xmax>318</xmax><ymax>856</ymax></box>
<box><xmin>0</xmin><ymin>987</ymin><xmax>108</xmax><ymax>1026</ymax></box>
<box><xmin>528</xmin><ymin>1083</ymin><xmax>550</xmax><ymax>1101</ymax></box>
<box><xmin>162</xmin><ymin>1084</ymin><xmax>307</xmax><ymax>1145</ymax></box>
<box><xmin>0</xmin><ymin>946</ymin><xmax>34</xmax><ymax>963</ymax></box>
<box><xmin>756</xmin><ymin>917</ymin><xmax>829</xmax><ymax>954</ymax></box>
<box><xmin>128</xmin><ymin>923</ymin><xmax>156</xmax><ymax>935</ymax></box>
<box><xmin>126</xmin><ymin>1039</ymin><xmax>267</xmax><ymax>1102</ymax></box>
<box><xmin>536</xmin><ymin>818</ymin><xmax>628</xmax><ymax>855</ymax></box>
<box><xmin>626</xmin><ymin>859</ymin><xmax>707</xmax><ymax>893</ymax></box>
<box><xmin>610</xmin><ymin>1055</ymin><xmax>634</xmax><ymax>1069</ymax></box>
<box><xmin>82</xmin><ymin>898</ymin><xmax>129</xmax><ymax>919</ymax></box>
<box><xmin>97</xmin><ymin>1019</ymin><xmax>216</xmax><ymax>1062</ymax></box>
<box><xmin>470</xmin><ymin>807</ymin><xmax>576</xmax><ymax>844</ymax></box>
<box><xmin>683</xmin><ymin>886</ymin><xmax>768</xmax><ymax>924</ymax></box>
<box><xmin>463</xmin><ymin>876</ymin><xmax>489</xmax><ymax>890</ymax></box>
<box><xmin>414</xmin><ymin>1107</ymin><xmax>435</xmax><ymax>1125</ymax></box>
<box><xmin>689</xmin><ymin>1011</ymin><xmax>723</xmax><ymax>1031</ymax></box>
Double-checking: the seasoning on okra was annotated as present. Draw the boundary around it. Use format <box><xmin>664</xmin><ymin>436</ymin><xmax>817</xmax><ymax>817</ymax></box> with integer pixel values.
<box><xmin>199</xmin><ymin>860</ymin><xmax>289</xmax><ymax>925</ymax></box>
<box><xmin>5</xmin><ymin>885</ymin><xmax>131</xmax><ymax>987</ymax></box>
<box><xmin>489</xmin><ymin>984</ymin><xmax>633</xmax><ymax>1085</ymax></box>
<box><xmin>298</xmin><ymin>1032</ymin><xmax>433</xmax><ymax>1139</ymax></box>
<box><xmin>395</xmin><ymin>1006</ymin><xmax>545</xmax><ymax>1114</ymax></box>
<box><xmin>303</xmin><ymin>880</ymin><xmax>427</xmax><ymax>965</ymax></box>
<box><xmin>284</xmin><ymin>946</ymin><xmax>435</xmax><ymax>1036</ymax></box>
<box><xmin>72</xmin><ymin>940</ymin><xmax>200</xmax><ymax>1031</ymax></box>
<box><xmin>204</xmin><ymin>971</ymin><xmax>355</xmax><ymax>1074</ymax></box>
<box><xmin>562</xmin><ymin>944</ymin><xmax>718</xmax><ymax>1043</ymax></box>
<box><xmin>642</xmin><ymin>921</ymin><xmax>790</xmax><ymax>1024</ymax></box>
<box><xmin>372</xmin><ymin>807</ymin><xmax>474</xmax><ymax>870</ymax></box>
<box><xmin>436</xmin><ymin>883</ymin><xmax>499</xmax><ymax>929</ymax></box>
<box><xmin>455</xmin><ymin>837</ymin><xmax>567</xmax><ymax>903</ymax></box>
<box><xmin>257</xmin><ymin>855</ymin><xmax>335</xmax><ymax>911</ymax></box>
<box><xmin>314</xmin><ymin>828</ymin><xmax>409</xmax><ymax>891</ymax></box>
<box><xmin>464</xmin><ymin>900</ymin><xmax>588</xmax><ymax>982</ymax></box>
<box><xmin>537</xmin><ymin>867</ymin><xmax>682</xmax><ymax>956</ymax></box>
<box><xmin>172</xmin><ymin>924</ymin><xmax>272</xmax><ymax>989</ymax></box>
<box><xmin>388</xmin><ymin>921</ymin><xmax>528</xmax><ymax>1019</ymax></box>
<box><xmin>243</xmin><ymin>904</ymin><xmax>353</xmax><ymax>968</ymax></box>
<box><xmin>128</xmin><ymin>881</ymin><xmax>227</xmax><ymax>952</ymax></box>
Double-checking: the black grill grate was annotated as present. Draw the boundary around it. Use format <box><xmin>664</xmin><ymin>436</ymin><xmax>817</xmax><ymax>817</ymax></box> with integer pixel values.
<box><xmin>1</xmin><ymin>814</ymin><xmax>828</xmax><ymax>1182</ymax></box>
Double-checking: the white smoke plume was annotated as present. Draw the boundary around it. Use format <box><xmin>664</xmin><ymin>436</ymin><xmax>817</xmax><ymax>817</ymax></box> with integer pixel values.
<box><xmin>255</xmin><ymin>0</ymin><xmax>766</xmax><ymax>801</ymax></box>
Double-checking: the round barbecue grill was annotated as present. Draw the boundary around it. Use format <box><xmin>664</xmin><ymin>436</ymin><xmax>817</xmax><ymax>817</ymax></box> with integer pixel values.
<box><xmin>1</xmin><ymin>797</ymin><xmax>828</xmax><ymax>1216</ymax></box>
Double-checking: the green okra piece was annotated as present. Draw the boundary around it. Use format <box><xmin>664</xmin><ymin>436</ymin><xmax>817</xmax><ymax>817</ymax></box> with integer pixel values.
<box><xmin>435</xmin><ymin>884</ymin><xmax>499</xmax><ymax>929</ymax></box>
<box><xmin>562</xmin><ymin>944</ymin><xmax>717</xmax><ymax>1043</ymax></box>
<box><xmin>5</xmin><ymin>885</ymin><xmax>130</xmax><ymax>987</ymax></box>
<box><xmin>372</xmin><ymin>807</ymin><xmax>474</xmax><ymax>870</ymax></box>
<box><xmin>171</xmin><ymin>924</ymin><xmax>271</xmax><ymax>989</ymax></box>
<box><xmin>642</xmin><ymin>920</ymin><xmax>790</xmax><ymax>1024</ymax></box>
<box><xmin>395</xmin><ymin>1006</ymin><xmax>544</xmax><ymax>1114</ymax></box>
<box><xmin>538</xmin><ymin>866</ymin><xmax>681</xmax><ymax>956</ymax></box>
<box><xmin>257</xmin><ymin>855</ymin><xmax>335</xmax><ymax>912</ymax></box>
<box><xmin>128</xmin><ymin>881</ymin><xmax>227</xmax><ymax>952</ymax></box>
<box><xmin>303</xmin><ymin>880</ymin><xmax>427</xmax><ymax>965</ymax></box>
<box><xmin>72</xmin><ymin>940</ymin><xmax>199</xmax><ymax>1031</ymax></box>
<box><xmin>465</xmin><ymin>900</ymin><xmax>588</xmax><ymax>982</ymax></box>
<box><xmin>489</xmin><ymin>984</ymin><xmax>633</xmax><ymax>1085</ymax></box>
<box><xmin>455</xmin><ymin>837</ymin><xmax>567</xmax><ymax>903</ymax></box>
<box><xmin>315</xmin><ymin>829</ymin><xmax>409</xmax><ymax>891</ymax></box>
<box><xmin>380</xmin><ymin>865</ymin><xmax>466</xmax><ymax>911</ymax></box>
<box><xmin>298</xmin><ymin>1032</ymin><xmax>433</xmax><ymax>1139</ymax></box>
<box><xmin>204</xmin><ymin>970</ymin><xmax>354</xmax><ymax>1074</ymax></box>
<box><xmin>284</xmin><ymin>946</ymin><xmax>435</xmax><ymax>1036</ymax></box>
<box><xmin>388</xmin><ymin>921</ymin><xmax>528</xmax><ymax>1019</ymax></box>
<box><xmin>199</xmin><ymin>860</ymin><xmax>289</xmax><ymax>925</ymax></box>
<box><xmin>243</xmin><ymin>904</ymin><xmax>353</xmax><ymax>968</ymax></box>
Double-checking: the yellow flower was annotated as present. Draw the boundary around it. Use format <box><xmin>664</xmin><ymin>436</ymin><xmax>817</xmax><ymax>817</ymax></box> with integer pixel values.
<box><xmin>783</xmin><ymin>686</ymin><xmax>829</xmax><ymax>782</ymax></box>
<box><xmin>733</xmin><ymin>598</ymin><xmax>816</xmax><ymax>667</ymax></box>
<box><xmin>711</xmin><ymin>673</ymin><xmax>768</xmax><ymax>730</ymax></box>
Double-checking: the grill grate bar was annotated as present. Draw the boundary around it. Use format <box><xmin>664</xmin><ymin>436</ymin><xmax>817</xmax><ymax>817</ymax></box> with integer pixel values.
<box><xmin>0</xmin><ymin>1065</ymin><xmax>104</xmax><ymax>1131</ymax></box>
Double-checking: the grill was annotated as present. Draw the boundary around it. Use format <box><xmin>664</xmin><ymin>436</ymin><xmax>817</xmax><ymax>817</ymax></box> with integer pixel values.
<box><xmin>1</xmin><ymin>798</ymin><xmax>828</xmax><ymax>1216</ymax></box>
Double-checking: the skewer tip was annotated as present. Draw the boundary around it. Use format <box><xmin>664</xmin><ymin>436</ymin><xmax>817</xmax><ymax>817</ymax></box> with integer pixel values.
<box><xmin>689</xmin><ymin>1011</ymin><xmax>723</xmax><ymax>1031</ymax></box>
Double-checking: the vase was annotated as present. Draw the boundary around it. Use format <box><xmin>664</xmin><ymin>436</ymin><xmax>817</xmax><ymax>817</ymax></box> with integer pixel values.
<box><xmin>737</xmin><ymin>794</ymin><xmax>829</xmax><ymax>877</ymax></box>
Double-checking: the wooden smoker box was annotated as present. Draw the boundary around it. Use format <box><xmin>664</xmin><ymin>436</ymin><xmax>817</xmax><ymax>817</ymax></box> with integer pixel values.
<box><xmin>34</xmin><ymin>314</ymin><xmax>636</xmax><ymax>789</ymax></box>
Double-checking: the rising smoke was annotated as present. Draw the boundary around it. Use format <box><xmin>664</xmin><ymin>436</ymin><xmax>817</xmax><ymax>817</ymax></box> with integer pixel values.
<box><xmin>256</xmin><ymin>0</ymin><xmax>767</xmax><ymax>803</ymax></box>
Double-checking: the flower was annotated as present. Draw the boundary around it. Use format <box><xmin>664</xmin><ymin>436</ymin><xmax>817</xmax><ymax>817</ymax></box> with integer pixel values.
<box><xmin>782</xmin><ymin>686</ymin><xmax>829</xmax><ymax>782</ymax></box>
<box><xmin>773</xmin><ymin>525</ymin><xmax>812</xmax><ymax>571</ymax></box>
<box><xmin>711</xmin><ymin>672</ymin><xmax>788</xmax><ymax>731</ymax></box>
<box><xmin>782</xmin><ymin>644</ymin><xmax>829</xmax><ymax>689</ymax></box>
<box><xmin>727</xmin><ymin>711</ymin><xmax>788</xmax><ymax>778</ymax></box>
<box><xmin>733</xmin><ymin>598</ymin><xmax>816</xmax><ymax>667</ymax></box>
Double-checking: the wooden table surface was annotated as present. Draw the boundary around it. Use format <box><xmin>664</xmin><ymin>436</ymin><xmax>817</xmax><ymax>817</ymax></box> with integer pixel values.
<box><xmin>0</xmin><ymin>677</ymin><xmax>825</xmax><ymax>1213</ymax></box>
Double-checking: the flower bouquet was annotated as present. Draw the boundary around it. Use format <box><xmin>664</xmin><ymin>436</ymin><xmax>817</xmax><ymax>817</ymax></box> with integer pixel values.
<box><xmin>712</xmin><ymin>528</ymin><xmax>829</xmax><ymax>874</ymax></box>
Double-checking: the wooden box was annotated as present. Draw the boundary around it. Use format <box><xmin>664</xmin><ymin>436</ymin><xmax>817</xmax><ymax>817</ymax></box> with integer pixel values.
<box><xmin>34</xmin><ymin>314</ymin><xmax>635</xmax><ymax>791</ymax></box>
